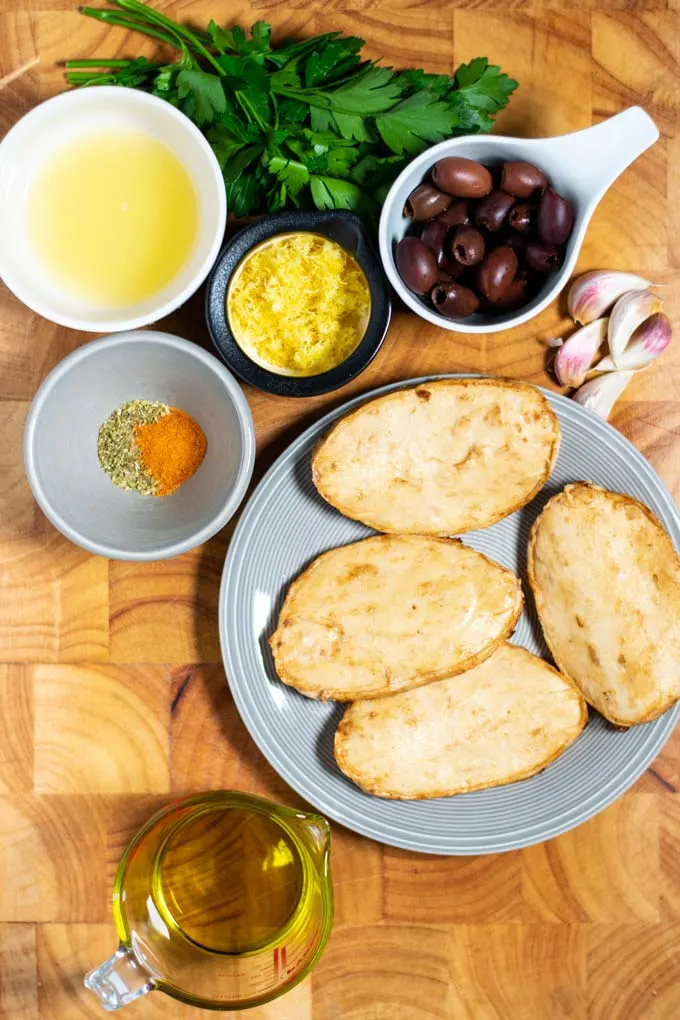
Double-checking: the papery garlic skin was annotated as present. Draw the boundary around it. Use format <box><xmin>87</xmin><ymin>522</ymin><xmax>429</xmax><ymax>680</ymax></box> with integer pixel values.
<box><xmin>608</xmin><ymin>290</ymin><xmax>663</xmax><ymax>367</ymax></box>
<box><xmin>572</xmin><ymin>371</ymin><xmax>635</xmax><ymax>419</ymax></box>
<box><xmin>554</xmin><ymin>318</ymin><xmax>608</xmax><ymax>387</ymax></box>
<box><xmin>567</xmin><ymin>271</ymin><xmax>651</xmax><ymax>325</ymax></box>
<box><xmin>598</xmin><ymin>312</ymin><xmax>672</xmax><ymax>371</ymax></box>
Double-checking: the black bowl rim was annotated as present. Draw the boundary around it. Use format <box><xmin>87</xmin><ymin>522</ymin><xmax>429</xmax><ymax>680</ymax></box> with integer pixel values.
<box><xmin>205</xmin><ymin>210</ymin><xmax>391</xmax><ymax>398</ymax></box>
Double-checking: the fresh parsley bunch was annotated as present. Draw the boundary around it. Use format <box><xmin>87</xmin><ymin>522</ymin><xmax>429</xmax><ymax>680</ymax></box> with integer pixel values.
<box><xmin>66</xmin><ymin>0</ymin><xmax>518</xmax><ymax>221</ymax></box>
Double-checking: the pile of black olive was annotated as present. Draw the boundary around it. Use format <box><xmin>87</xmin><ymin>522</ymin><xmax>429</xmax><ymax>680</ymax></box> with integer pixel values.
<box><xmin>395</xmin><ymin>157</ymin><xmax>574</xmax><ymax>319</ymax></box>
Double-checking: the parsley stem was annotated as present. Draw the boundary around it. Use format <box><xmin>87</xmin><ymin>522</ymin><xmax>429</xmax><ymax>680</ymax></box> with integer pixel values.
<box><xmin>66</xmin><ymin>58</ymin><xmax>136</xmax><ymax>67</ymax></box>
<box><xmin>109</xmin><ymin>0</ymin><xmax>213</xmax><ymax>46</ymax></box>
<box><xmin>234</xmin><ymin>93</ymin><xmax>252</xmax><ymax>124</ymax></box>
<box><xmin>237</xmin><ymin>92</ymin><xmax>268</xmax><ymax>132</ymax></box>
<box><xmin>112</xmin><ymin>0</ymin><xmax>224</xmax><ymax>75</ymax></box>
<box><xmin>79</xmin><ymin>9</ymin><xmax>178</xmax><ymax>48</ymax></box>
<box><xmin>66</xmin><ymin>72</ymin><xmax>114</xmax><ymax>84</ymax></box>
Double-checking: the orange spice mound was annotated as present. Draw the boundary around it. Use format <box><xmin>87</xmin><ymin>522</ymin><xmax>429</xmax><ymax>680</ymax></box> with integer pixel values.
<box><xmin>134</xmin><ymin>407</ymin><xmax>207</xmax><ymax>496</ymax></box>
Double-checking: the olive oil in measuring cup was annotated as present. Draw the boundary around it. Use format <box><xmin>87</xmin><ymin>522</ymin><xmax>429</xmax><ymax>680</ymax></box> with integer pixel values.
<box><xmin>85</xmin><ymin>792</ymin><xmax>333</xmax><ymax>1011</ymax></box>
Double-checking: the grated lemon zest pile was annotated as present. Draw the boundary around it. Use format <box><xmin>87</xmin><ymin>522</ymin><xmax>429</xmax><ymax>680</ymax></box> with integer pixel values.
<box><xmin>227</xmin><ymin>233</ymin><xmax>371</xmax><ymax>376</ymax></box>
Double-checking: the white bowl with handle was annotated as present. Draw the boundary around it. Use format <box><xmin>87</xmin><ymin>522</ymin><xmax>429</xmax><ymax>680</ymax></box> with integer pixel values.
<box><xmin>0</xmin><ymin>86</ymin><xmax>226</xmax><ymax>332</ymax></box>
<box><xmin>378</xmin><ymin>107</ymin><xmax>659</xmax><ymax>334</ymax></box>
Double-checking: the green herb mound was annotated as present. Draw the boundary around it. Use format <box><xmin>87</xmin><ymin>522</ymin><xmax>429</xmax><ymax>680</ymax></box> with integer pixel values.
<box><xmin>67</xmin><ymin>0</ymin><xmax>518</xmax><ymax>220</ymax></box>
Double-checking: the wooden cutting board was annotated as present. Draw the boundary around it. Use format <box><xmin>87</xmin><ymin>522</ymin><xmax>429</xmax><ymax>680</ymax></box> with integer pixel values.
<box><xmin>0</xmin><ymin>3</ymin><xmax>679</xmax><ymax>1018</ymax></box>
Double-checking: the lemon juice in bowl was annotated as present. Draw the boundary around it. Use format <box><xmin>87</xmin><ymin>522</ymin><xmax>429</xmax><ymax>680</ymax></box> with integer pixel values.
<box><xmin>0</xmin><ymin>86</ymin><xmax>226</xmax><ymax>331</ymax></box>
<box><xmin>28</xmin><ymin>127</ymin><xmax>198</xmax><ymax>308</ymax></box>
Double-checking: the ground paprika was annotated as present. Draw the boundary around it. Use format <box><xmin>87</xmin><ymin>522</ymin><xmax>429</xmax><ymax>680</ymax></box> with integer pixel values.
<box><xmin>134</xmin><ymin>407</ymin><xmax>207</xmax><ymax>496</ymax></box>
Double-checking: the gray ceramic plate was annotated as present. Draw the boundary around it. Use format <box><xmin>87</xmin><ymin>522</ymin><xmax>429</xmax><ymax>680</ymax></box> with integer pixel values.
<box><xmin>220</xmin><ymin>376</ymin><xmax>680</xmax><ymax>854</ymax></box>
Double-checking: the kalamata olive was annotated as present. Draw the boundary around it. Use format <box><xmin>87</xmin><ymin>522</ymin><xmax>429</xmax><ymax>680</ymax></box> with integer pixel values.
<box><xmin>499</xmin><ymin>232</ymin><xmax>525</xmax><ymax>253</ymax></box>
<box><xmin>395</xmin><ymin>236</ymin><xmax>438</xmax><ymax>294</ymax></box>
<box><xmin>476</xmin><ymin>190</ymin><xmax>515</xmax><ymax>232</ymax></box>
<box><xmin>508</xmin><ymin>201</ymin><xmax>535</xmax><ymax>234</ymax></box>
<box><xmin>524</xmin><ymin>242</ymin><xmax>563</xmax><ymax>273</ymax></box>
<box><xmin>476</xmin><ymin>245</ymin><xmax>518</xmax><ymax>302</ymax></box>
<box><xmin>501</xmin><ymin>161</ymin><xmax>548</xmax><ymax>197</ymax></box>
<box><xmin>431</xmin><ymin>282</ymin><xmax>480</xmax><ymax>318</ymax></box>
<box><xmin>537</xmin><ymin>189</ymin><xmax>574</xmax><ymax>245</ymax></box>
<box><xmin>420</xmin><ymin>220</ymin><xmax>450</xmax><ymax>265</ymax></box>
<box><xmin>436</xmin><ymin>200</ymin><xmax>469</xmax><ymax>227</ymax></box>
<box><xmin>404</xmin><ymin>183</ymin><xmax>452</xmax><ymax>220</ymax></box>
<box><xmin>451</xmin><ymin>225</ymin><xmax>485</xmax><ymax>266</ymax></box>
<box><xmin>438</xmin><ymin>256</ymin><xmax>465</xmax><ymax>280</ymax></box>
<box><xmin>487</xmin><ymin>276</ymin><xmax>527</xmax><ymax>312</ymax></box>
<box><xmin>432</xmin><ymin>157</ymin><xmax>493</xmax><ymax>198</ymax></box>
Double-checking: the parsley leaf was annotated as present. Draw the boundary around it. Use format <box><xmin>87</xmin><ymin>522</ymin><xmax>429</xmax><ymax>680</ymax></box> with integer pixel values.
<box><xmin>205</xmin><ymin>129</ymin><xmax>248</xmax><ymax>169</ymax></box>
<box><xmin>277</xmin><ymin>97</ymin><xmax>308</xmax><ymax>123</ymax></box>
<box><xmin>304</xmin><ymin>37</ymin><xmax>363</xmax><ymax>88</ymax></box>
<box><xmin>268</xmin><ymin>155</ymin><xmax>309</xmax><ymax>195</ymax></box>
<box><xmin>455</xmin><ymin>57</ymin><xmax>518</xmax><ymax>113</ymax></box>
<box><xmin>376</xmin><ymin>92</ymin><xmax>458</xmax><ymax>154</ymax></box>
<box><xmin>248</xmin><ymin>21</ymin><xmax>272</xmax><ymax>55</ymax></box>
<box><xmin>226</xmin><ymin>173</ymin><xmax>261</xmax><ymax>216</ymax></box>
<box><xmin>310</xmin><ymin>175</ymin><xmax>367</xmax><ymax>213</ymax></box>
<box><xmin>208</xmin><ymin>22</ymin><xmax>271</xmax><ymax>59</ymax></box>
<box><xmin>394</xmin><ymin>69</ymin><xmax>450</xmax><ymax>98</ymax></box>
<box><xmin>319</xmin><ymin>66</ymin><xmax>403</xmax><ymax>115</ymax></box>
<box><xmin>216</xmin><ymin>54</ymin><xmax>270</xmax><ymax>93</ymax></box>
<box><xmin>331</xmin><ymin>111</ymin><xmax>375</xmax><ymax>143</ymax></box>
<box><xmin>224</xmin><ymin>143</ymin><xmax>263</xmax><ymax>183</ymax></box>
<box><xmin>67</xmin><ymin>8</ymin><xmax>518</xmax><ymax>220</ymax></box>
<box><xmin>351</xmin><ymin>153</ymin><xmax>407</xmax><ymax>188</ymax></box>
<box><xmin>176</xmin><ymin>68</ymin><xmax>225</xmax><ymax>125</ymax></box>
<box><xmin>207</xmin><ymin>20</ymin><xmax>234</xmax><ymax>54</ymax></box>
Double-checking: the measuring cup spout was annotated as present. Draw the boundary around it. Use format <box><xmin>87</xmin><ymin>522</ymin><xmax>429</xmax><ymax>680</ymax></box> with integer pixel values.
<box><xmin>84</xmin><ymin>946</ymin><xmax>154</xmax><ymax>1012</ymax></box>
<box><xmin>299</xmin><ymin>814</ymin><xmax>332</xmax><ymax>864</ymax></box>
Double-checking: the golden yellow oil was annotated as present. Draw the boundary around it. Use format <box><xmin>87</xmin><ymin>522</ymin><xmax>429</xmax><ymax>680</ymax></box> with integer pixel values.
<box><xmin>154</xmin><ymin>808</ymin><xmax>305</xmax><ymax>954</ymax></box>
<box><xmin>28</xmin><ymin>128</ymin><xmax>198</xmax><ymax>307</ymax></box>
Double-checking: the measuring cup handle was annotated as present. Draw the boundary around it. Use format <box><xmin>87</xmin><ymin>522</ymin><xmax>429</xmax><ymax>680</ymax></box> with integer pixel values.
<box><xmin>84</xmin><ymin>946</ymin><xmax>154</xmax><ymax>1012</ymax></box>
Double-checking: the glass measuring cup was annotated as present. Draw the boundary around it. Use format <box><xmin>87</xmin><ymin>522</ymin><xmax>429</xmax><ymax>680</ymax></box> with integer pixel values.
<box><xmin>85</xmin><ymin>791</ymin><xmax>333</xmax><ymax>1011</ymax></box>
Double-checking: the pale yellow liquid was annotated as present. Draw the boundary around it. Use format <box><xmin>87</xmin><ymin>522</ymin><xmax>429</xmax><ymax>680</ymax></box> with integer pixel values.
<box><xmin>29</xmin><ymin>128</ymin><xmax>198</xmax><ymax>307</ymax></box>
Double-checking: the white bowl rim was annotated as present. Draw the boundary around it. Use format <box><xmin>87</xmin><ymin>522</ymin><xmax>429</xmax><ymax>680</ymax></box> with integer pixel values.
<box><xmin>24</xmin><ymin>331</ymin><xmax>256</xmax><ymax>561</ymax></box>
<box><xmin>0</xmin><ymin>87</ymin><xmax>227</xmax><ymax>333</ymax></box>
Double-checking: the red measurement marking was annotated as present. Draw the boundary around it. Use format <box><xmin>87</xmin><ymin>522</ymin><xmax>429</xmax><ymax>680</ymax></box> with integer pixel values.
<box><xmin>273</xmin><ymin>947</ymin><xmax>279</xmax><ymax>981</ymax></box>
<box><xmin>281</xmin><ymin>947</ymin><xmax>288</xmax><ymax>972</ymax></box>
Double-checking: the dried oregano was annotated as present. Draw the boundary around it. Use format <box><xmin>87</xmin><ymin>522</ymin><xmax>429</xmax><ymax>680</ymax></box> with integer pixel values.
<box><xmin>97</xmin><ymin>399</ymin><xmax>169</xmax><ymax>495</ymax></box>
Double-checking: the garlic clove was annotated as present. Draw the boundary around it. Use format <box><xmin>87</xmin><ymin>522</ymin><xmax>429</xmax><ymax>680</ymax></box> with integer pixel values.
<box><xmin>598</xmin><ymin>311</ymin><xmax>672</xmax><ymax>371</ymax></box>
<box><xmin>553</xmin><ymin>318</ymin><xmax>608</xmax><ymax>387</ymax></box>
<box><xmin>572</xmin><ymin>371</ymin><xmax>635</xmax><ymax>419</ymax></box>
<box><xmin>567</xmin><ymin>271</ymin><xmax>651</xmax><ymax>325</ymax></box>
<box><xmin>544</xmin><ymin>336</ymin><xmax>564</xmax><ymax>348</ymax></box>
<box><xmin>608</xmin><ymin>290</ymin><xmax>663</xmax><ymax>367</ymax></box>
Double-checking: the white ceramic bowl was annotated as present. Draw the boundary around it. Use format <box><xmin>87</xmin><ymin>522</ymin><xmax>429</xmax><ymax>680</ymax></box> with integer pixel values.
<box><xmin>0</xmin><ymin>87</ymin><xmax>226</xmax><ymax>332</ymax></box>
<box><xmin>379</xmin><ymin>107</ymin><xmax>659</xmax><ymax>334</ymax></box>
<box><xmin>24</xmin><ymin>332</ymin><xmax>255</xmax><ymax>561</ymax></box>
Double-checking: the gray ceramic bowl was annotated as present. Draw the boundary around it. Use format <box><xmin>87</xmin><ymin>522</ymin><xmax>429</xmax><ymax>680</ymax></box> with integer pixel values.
<box><xmin>24</xmin><ymin>331</ymin><xmax>255</xmax><ymax>560</ymax></box>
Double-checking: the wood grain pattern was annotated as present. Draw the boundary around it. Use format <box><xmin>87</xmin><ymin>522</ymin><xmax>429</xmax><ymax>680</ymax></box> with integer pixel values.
<box><xmin>1</xmin><ymin>2</ymin><xmax>680</xmax><ymax>1017</ymax></box>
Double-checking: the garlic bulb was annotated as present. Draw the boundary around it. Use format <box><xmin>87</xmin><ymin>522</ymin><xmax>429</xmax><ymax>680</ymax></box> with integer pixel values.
<box><xmin>567</xmin><ymin>271</ymin><xmax>651</xmax><ymax>325</ymax></box>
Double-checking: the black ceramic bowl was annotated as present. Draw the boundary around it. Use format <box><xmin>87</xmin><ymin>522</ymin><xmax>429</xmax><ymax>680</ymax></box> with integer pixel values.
<box><xmin>205</xmin><ymin>211</ymin><xmax>391</xmax><ymax>397</ymax></box>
